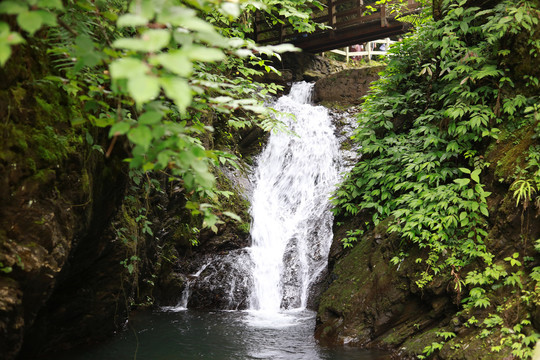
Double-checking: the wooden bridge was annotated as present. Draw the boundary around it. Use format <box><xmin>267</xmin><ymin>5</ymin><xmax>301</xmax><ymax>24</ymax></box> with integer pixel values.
<box><xmin>255</xmin><ymin>0</ymin><xmax>421</xmax><ymax>53</ymax></box>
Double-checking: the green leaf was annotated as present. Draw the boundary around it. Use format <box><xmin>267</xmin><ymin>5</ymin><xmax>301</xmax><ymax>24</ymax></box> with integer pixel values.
<box><xmin>37</xmin><ymin>0</ymin><xmax>64</xmax><ymax>10</ymax></box>
<box><xmin>110</xmin><ymin>58</ymin><xmax>148</xmax><ymax>79</ymax></box>
<box><xmin>138</xmin><ymin>111</ymin><xmax>163</xmax><ymax>125</ymax></box>
<box><xmin>222</xmin><ymin>211</ymin><xmax>242</xmax><ymax>222</ymax></box>
<box><xmin>262</xmin><ymin>43</ymin><xmax>300</xmax><ymax>54</ymax></box>
<box><xmin>160</xmin><ymin>77</ymin><xmax>192</xmax><ymax>113</ymax></box>
<box><xmin>128</xmin><ymin>75</ymin><xmax>160</xmax><ymax>104</ymax></box>
<box><xmin>152</xmin><ymin>51</ymin><xmax>193</xmax><ymax>77</ymax></box>
<box><xmin>128</xmin><ymin>126</ymin><xmax>153</xmax><ymax>149</ymax></box>
<box><xmin>0</xmin><ymin>1</ymin><xmax>27</xmax><ymax>14</ymax></box>
<box><xmin>35</xmin><ymin>10</ymin><xmax>57</xmax><ymax>26</ymax></box>
<box><xmin>221</xmin><ymin>2</ymin><xmax>240</xmax><ymax>17</ymax></box>
<box><xmin>109</xmin><ymin>122</ymin><xmax>131</xmax><ymax>136</ymax></box>
<box><xmin>93</xmin><ymin>116</ymin><xmax>115</xmax><ymax>127</ymax></box>
<box><xmin>454</xmin><ymin>178</ymin><xmax>470</xmax><ymax>187</ymax></box>
<box><xmin>17</xmin><ymin>11</ymin><xmax>44</xmax><ymax>35</ymax></box>
<box><xmin>5</xmin><ymin>31</ymin><xmax>24</xmax><ymax>45</ymax></box>
<box><xmin>113</xmin><ymin>32</ymin><xmax>171</xmax><ymax>53</ymax></box>
<box><xmin>74</xmin><ymin>34</ymin><xmax>102</xmax><ymax>70</ymax></box>
<box><xmin>157</xmin><ymin>6</ymin><xmax>196</xmax><ymax>26</ymax></box>
<box><xmin>0</xmin><ymin>43</ymin><xmax>11</xmax><ymax>66</ymax></box>
<box><xmin>471</xmin><ymin>169</ymin><xmax>481</xmax><ymax>183</ymax></box>
<box><xmin>117</xmin><ymin>14</ymin><xmax>148</xmax><ymax>27</ymax></box>
<box><xmin>184</xmin><ymin>45</ymin><xmax>225</xmax><ymax>62</ymax></box>
<box><xmin>515</xmin><ymin>10</ymin><xmax>523</xmax><ymax>23</ymax></box>
<box><xmin>480</xmin><ymin>205</ymin><xmax>489</xmax><ymax>217</ymax></box>
<box><xmin>459</xmin><ymin>167</ymin><xmax>471</xmax><ymax>174</ymax></box>
<box><xmin>169</xmin><ymin>15</ymin><xmax>216</xmax><ymax>33</ymax></box>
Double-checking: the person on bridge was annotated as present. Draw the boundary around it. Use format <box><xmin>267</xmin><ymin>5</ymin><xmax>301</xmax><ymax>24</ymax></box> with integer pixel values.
<box><xmin>352</xmin><ymin>44</ymin><xmax>363</xmax><ymax>60</ymax></box>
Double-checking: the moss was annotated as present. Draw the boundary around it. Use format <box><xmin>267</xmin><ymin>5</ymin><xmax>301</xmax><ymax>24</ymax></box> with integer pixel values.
<box><xmin>237</xmin><ymin>222</ymin><xmax>250</xmax><ymax>235</ymax></box>
<box><xmin>171</xmin><ymin>222</ymin><xmax>199</xmax><ymax>247</ymax></box>
<box><xmin>80</xmin><ymin>169</ymin><xmax>91</xmax><ymax>195</ymax></box>
<box><xmin>381</xmin><ymin>323</ymin><xmax>418</xmax><ymax>347</ymax></box>
<box><xmin>35</xmin><ymin>97</ymin><xmax>55</xmax><ymax>114</ymax></box>
<box><xmin>487</xmin><ymin>124</ymin><xmax>536</xmax><ymax>181</ymax></box>
<box><xmin>317</xmin><ymin>238</ymin><xmax>375</xmax><ymax>319</ymax></box>
<box><xmin>399</xmin><ymin>327</ymin><xmax>440</xmax><ymax>356</ymax></box>
<box><xmin>318</xmin><ymin>101</ymin><xmax>350</xmax><ymax>110</ymax></box>
<box><xmin>30</xmin><ymin>169</ymin><xmax>56</xmax><ymax>184</ymax></box>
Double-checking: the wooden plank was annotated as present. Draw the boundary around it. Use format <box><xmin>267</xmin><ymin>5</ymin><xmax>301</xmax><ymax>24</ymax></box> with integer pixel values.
<box><xmin>336</xmin><ymin>7</ymin><xmax>361</xmax><ymax>19</ymax></box>
<box><xmin>292</xmin><ymin>19</ymin><xmax>406</xmax><ymax>53</ymax></box>
<box><xmin>328</xmin><ymin>0</ymin><xmax>336</xmax><ymax>28</ymax></box>
<box><xmin>357</xmin><ymin>0</ymin><xmax>363</xmax><ymax>18</ymax></box>
<box><xmin>334</xmin><ymin>0</ymin><xmax>355</xmax><ymax>6</ymax></box>
<box><xmin>254</xmin><ymin>0</ymin><xmax>421</xmax><ymax>50</ymax></box>
<box><xmin>312</xmin><ymin>15</ymin><xmax>330</xmax><ymax>23</ymax></box>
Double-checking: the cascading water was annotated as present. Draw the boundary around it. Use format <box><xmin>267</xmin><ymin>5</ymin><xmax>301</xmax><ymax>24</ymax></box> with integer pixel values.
<box><xmin>248</xmin><ymin>81</ymin><xmax>343</xmax><ymax>313</ymax></box>
<box><xmin>62</xmin><ymin>83</ymin><xmax>389</xmax><ymax>360</ymax></box>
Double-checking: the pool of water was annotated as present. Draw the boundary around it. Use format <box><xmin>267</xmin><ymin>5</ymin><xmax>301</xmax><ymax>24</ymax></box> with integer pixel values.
<box><xmin>54</xmin><ymin>309</ymin><xmax>390</xmax><ymax>360</ymax></box>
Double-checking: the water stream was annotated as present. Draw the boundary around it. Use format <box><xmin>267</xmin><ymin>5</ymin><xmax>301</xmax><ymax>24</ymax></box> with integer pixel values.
<box><xmin>51</xmin><ymin>310</ymin><xmax>388</xmax><ymax>360</ymax></box>
<box><xmin>55</xmin><ymin>83</ymin><xmax>388</xmax><ymax>360</ymax></box>
<box><xmin>248</xmin><ymin>81</ymin><xmax>341</xmax><ymax>314</ymax></box>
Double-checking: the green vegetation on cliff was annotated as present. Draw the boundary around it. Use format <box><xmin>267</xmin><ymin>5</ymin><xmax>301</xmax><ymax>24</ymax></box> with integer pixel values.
<box><xmin>0</xmin><ymin>1</ymin><xmax>325</xmax><ymax>358</ymax></box>
<box><xmin>0</xmin><ymin>0</ymin><xmax>325</xmax><ymax>230</ymax></box>
<box><xmin>331</xmin><ymin>0</ymin><xmax>540</xmax><ymax>358</ymax></box>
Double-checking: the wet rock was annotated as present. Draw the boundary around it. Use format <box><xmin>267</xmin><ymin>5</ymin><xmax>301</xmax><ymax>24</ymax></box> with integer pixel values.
<box><xmin>315</xmin><ymin>217</ymin><xmax>458</xmax><ymax>350</ymax></box>
<box><xmin>157</xmin><ymin>272</ymin><xmax>187</xmax><ymax>306</ymax></box>
<box><xmin>187</xmin><ymin>250</ymin><xmax>253</xmax><ymax>310</ymax></box>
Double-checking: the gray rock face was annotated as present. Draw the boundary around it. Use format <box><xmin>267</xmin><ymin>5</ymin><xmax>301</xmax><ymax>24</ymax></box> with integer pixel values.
<box><xmin>313</xmin><ymin>66</ymin><xmax>384</xmax><ymax>105</ymax></box>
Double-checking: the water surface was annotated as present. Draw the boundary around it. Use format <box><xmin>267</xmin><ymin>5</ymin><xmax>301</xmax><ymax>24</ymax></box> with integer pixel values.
<box><xmin>57</xmin><ymin>309</ymin><xmax>389</xmax><ymax>360</ymax></box>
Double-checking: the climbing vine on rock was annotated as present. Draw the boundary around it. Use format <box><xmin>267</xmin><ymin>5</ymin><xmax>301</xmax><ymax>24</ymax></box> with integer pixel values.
<box><xmin>333</xmin><ymin>0</ymin><xmax>540</xmax><ymax>357</ymax></box>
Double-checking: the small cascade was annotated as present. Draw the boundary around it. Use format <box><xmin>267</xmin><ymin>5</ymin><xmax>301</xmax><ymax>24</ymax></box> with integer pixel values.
<box><xmin>177</xmin><ymin>261</ymin><xmax>211</xmax><ymax>309</ymax></box>
<box><xmin>162</xmin><ymin>261</ymin><xmax>212</xmax><ymax>311</ymax></box>
<box><xmin>248</xmin><ymin>82</ymin><xmax>343</xmax><ymax>312</ymax></box>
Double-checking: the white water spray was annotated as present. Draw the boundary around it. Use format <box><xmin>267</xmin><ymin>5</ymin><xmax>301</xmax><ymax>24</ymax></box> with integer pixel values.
<box><xmin>248</xmin><ymin>82</ymin><xmax>342</xmax><ymax>313</ymax></box>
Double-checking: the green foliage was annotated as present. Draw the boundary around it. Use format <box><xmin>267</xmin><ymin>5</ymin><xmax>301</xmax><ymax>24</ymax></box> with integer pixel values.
<box><xmin>120</xmin><ymin>255</ymin><xmax>141</xmax><ymax>274</ymax></box>
<box><xmin>340</xmin><ymin>228</ymin><xmax>364</xmax><ymax>248</ymax></box>
<box><xmin>0</xmin><ymin>261</ymin><xmax>13</xmax><ymax>274</ymax></box>
<box><xmin>332</xmin><ymin>0</ymin><xmax>540</xmax><ymax>357</ymax></box>
<box><xmin>511</xmin><ymin>179</ymin><xmax>538</xmax><ymax>208</ymax></box>
<box><xmin>418</xmin><ymin>330</ymin><xmax>456</xmax><ymax>359</ymax></box>
<box><xmin>0</xmin><ymin>0</ymin><xmax>323</xmax><ymax>231</ymax></box>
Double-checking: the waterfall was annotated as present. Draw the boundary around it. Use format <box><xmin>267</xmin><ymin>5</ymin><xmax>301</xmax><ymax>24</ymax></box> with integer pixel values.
<box><xmin>248</xmin><ymin>82</ymin><xmax>342</xmax><ymax>312</ymax></box>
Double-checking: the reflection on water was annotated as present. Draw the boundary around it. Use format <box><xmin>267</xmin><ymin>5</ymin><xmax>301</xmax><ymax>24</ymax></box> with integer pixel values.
<box><xmin>53</xmin><ymin>309</ymin><xmax>390</xmax><ymax>360</ymax></box>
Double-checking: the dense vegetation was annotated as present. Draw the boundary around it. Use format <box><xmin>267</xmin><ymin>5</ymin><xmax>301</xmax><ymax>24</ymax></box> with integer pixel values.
<box><xmin>0</xmin><ymin>0</ymin><xmax>329</xmax><ymax>237</ymax></box>
<box><xmin>0</xmin><ymin>1</ymin><xmax>326</xmax><ymax>356</ymax></box>
<box><xmin>3</xmin><ymin>0</ymin><xmax>540</xmax><ymax>358</ymax></box>
<box><xmin>333</xmin><ymin>0</ymin><xmax>540</xmax><ymax>357</ymax></box>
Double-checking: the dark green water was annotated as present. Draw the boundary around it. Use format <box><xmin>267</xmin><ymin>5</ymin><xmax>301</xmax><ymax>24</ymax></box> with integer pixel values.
<box><xmin>56</xmin><ymin>309</ymin><xmax>390</xmax><ymax>360</ymax></box>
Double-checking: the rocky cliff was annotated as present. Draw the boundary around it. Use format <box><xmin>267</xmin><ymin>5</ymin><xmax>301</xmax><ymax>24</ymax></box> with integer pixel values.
<box><xmin>0</xmin><ymin>42</ymin><xmax>135</xmax><ymax>358</ymax></box>
<box><xmin>0</xmin><ymin>40</ymin><xmax>256</xmax><ymax>359</ymax></box>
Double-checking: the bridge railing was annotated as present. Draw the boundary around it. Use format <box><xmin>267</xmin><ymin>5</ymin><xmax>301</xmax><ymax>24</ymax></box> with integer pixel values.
<box><xmin>255</xmin><ymin>0</ymin><xmax>420</xmax><ymax>46</ymax></box>
<box><xmin>329</xmin><ymin>38</ymin><xmax>395</xmax><ymax>62</ymax></box>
